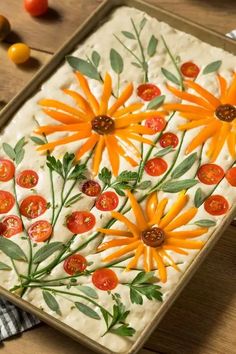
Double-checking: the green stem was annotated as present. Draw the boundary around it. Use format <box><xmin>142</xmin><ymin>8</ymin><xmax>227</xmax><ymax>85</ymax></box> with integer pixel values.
<box><xmin>131</xmin><ymin>18</ymin><xmax>148</xmax><ymax>82</ymax></box>
<box><xmin>114</xmin><ymin>34</ymin><xmax>143</xmax><ymax>66</ymax></box>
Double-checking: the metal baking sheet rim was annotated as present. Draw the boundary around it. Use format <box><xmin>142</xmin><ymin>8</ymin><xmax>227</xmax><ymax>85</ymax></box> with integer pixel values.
<box><xmin>0</xmin><ymin>1</ymin><xmax>236</xmax><ymax>354</ymax></box>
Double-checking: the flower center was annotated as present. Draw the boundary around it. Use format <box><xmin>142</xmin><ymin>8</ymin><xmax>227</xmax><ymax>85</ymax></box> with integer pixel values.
<box><xmin>215</xmin><ymin>104</ymin><xmax>236</xmax><ymax>122</ymax></box>
<box><xmin>141</xmin><ymin>227</ymin><xmax>165</xmax><ymax>248</ymax></box>
<box><xmin>91</xmin><ymin>115</ymin><xmax>115</xmax><ymax>135</ymax></box>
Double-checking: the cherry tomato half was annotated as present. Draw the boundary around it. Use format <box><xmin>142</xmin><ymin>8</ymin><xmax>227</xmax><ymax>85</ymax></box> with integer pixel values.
<box><xmin>145</xmin><ymin>116</ymin><xmax>166</xmax><ymax>133</ymax></box>
<box><xmin>17</xmin><ymin>170</ymin><xmax>39</xmax><ymax>189</ymax></box>
<box><xmin>66</xmin><ymin>211</ymin><xmax>96</xmax><ymax>234</ymax></box>
<box><xmin>92</xmin><ymin>268</ymin><xmax>118</xmax><ymax>291</ymax></box>
<box><xmin>0</xmin><ymin>159</ymin><xmax>15</xmax><ymax>182</ymax></box>
<box><xmin>197</xmin><ymin>164</ymin><xmax>224</xmax><ymax>185</ymax></box>
<box><xmin>144</xmin><ymin>157</ymin><xmax>168</xmax><ymax>176</ymax></box>
<box><xmin>0</xmin><ymin>222</ymin><xmax>7</xmax><ymax>236</ymax></box>
<box><xmin>226</xmin><ymin>166</ymin><xmax>236</xmax><ymax>187</ymax></box>
<box><xmin>24</xmin><ymin>0</ymin><xmax>48</xmax><ymax>17</ymax></box>
<box><xmin>0</xmin><ymin>191</ymin><xmax>15</xmax><ymax>214</ymax></box>
<box><xmin>63</xmin><ymin>254</ymin><xmax>87</xmax><ymax>275</ymax></box>
<box><xmin>82</xmin><ymin>180</ymin><xmax>101</xmax><ymax>197</ymax></box>
<box><xmin>1</xmin><ymin>215</ymin><xmax>23</xmax><ymax>238</ymax></box>
<box><xmin>204</xmin><ymin>195</ymin><xmax>229</xmax><ymax>216</ymax></box>
<box><xmin>20</xmin><ymin>195</ymin><xmax>47</xmax><ymax>219</ymax></box>
<box><xmin>28</xmin><ymin>220</ymin><xmax>52</xmax><ymax>242</ymax></box>
<box><xmin>137</xmin><ymin>83</ymin><xmax>161</xmax><ymax>101</ymax></box>
<box><xmin>180</xmin><ymin>62</ymin><xmax>200</xmax><ymax>78</ymax></box>
<box><xmin>8</xmin><ymin>43</ymin><xmax>30</xmax><ymax>64</ymax></box>
<box><xmin>159</xmin><ymin>132</ymin><xmax>179</xmax><ymax>148</ymax></box>
<box><xmin>95</xmin><ymin>191</ymin><xmax>119</xmax><ymax>211</ymax></box>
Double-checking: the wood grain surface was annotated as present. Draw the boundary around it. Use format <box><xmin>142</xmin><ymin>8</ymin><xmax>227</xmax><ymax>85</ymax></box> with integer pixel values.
<box><xmin>1</xmin><ymin>1</ymin><xmax>236</xmax><ymax>354</ymax></box>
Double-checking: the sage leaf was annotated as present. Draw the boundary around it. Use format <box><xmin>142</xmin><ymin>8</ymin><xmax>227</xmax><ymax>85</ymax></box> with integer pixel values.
<box><xmin>121</xmin><ymin>31</ymin><xmax>136</xmax><ymax>40</ymax></box>
<box><xmin>203</xmin><ymin>60</ymin><xmax>222</xmax><ymax>75</ymax></box>
<box><xmin>43</xmin><ymin>291</ymin><xmax>61</xmax><ymax>315</ymax></box>
<box><xmin>194</xmin><ymin>188</ymin><xmax>204</xmax><ymax>207</ymax></box>
<box><xmin>30</xmin><ymin>136</ymin><xmax>45</xmax><ymax>145</ymax></box>
<box><xmin>64</xmin><ymin>193</ymin><xmax>82</xmax><ymax>208</ymax></box>
<box><xmin>161</xmin><ymin>67</ymin><xmax>180</xmax><ymax>85</ymax></box>
<box><xmin>0</xmin><ymin>238</ymin><xmax>27</xmax><ymax>261</ymax></box>
<box><xmin>2</xmin><ymin>143</ymin><xmax>16</xmax><ymax>160</ymax></box>
<box><xmin>136</xmin><ymin>180</ymin><xmax>151</xmax><ymax>190</ymax></box>
<box><xmin>110</xmin><ymin>48</ymin><xmax>124</xmax><ymax>74</ymax></box>
<box><xmin>160</xmin><ymin>179</ymin><xmax>198</xmax><ymax>193</ymax></box>
<box><xmin>91</xmin><ymin>51</ymin><xmax>100</xmax><ymax>68</ymax></box>
<box><xmin>171</xmin><ymin>153</ymin><xmax>197</xmax><ymax>179</ymax></box>
<box><xmin>147</xmin><ymin>95</ymin><xmax>165</xmax><ymax>110</ymax></box>
<box><xmin>154</xmin><ymin>146</ymin><xmax>174</xmax><ymax>157</ymax></box>
<box><xmin>66</xmin><ymin>56</ymin><xmax>100</xmax><ymax>81</ymax></box>
<box><xmin>14</xmin><ymin>137</ymin><xmax>25</xmax><ymax>153</ymax></box>
<box><xmin>116</xmin><ymin>170</ymin><xmax>138</xmax><ymax>182</ymax></box>
<box><xmin>15</xmin><ymin>149</ymin><xmax>25</xmax><ymax>165</ymax></box>
<box><xmin>0</xmin><ymin>261</ymin><xmax>12</xmax><ymax>271</ymax></box>
<box><xmin>194</xmin><ymin>219</ymin><xmax>216</xmax><ymax>227</ymax></box>
<box><xmin>147</xmin><ymin>35</ymin><xmax>158</xmax><ymax>57</ymax></box>
<box><xmin>33</xmin><ymin>242</ymin><xmax>63</xmax><ymax>264</ymax></box>
<box><xmin>77</xmin><ymin>285</ymin><xmax>98</xmax><ymax>299</ymax></box>
<box><xmin>139</xmin><ymin>17</ymin><xmax>147</xmax><ymax>32</ymax></box>
<box><xmin>75</xmin><ymin>302</ymin><xmax>100</xmax><ymax>320</ymax></box>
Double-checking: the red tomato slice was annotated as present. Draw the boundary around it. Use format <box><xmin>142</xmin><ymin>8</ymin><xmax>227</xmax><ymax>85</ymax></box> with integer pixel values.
<box><xmin>159</xmin><ymin>132</ymin><xmax>179</xmax><ymax>148</ymax></box>
<box><xmin>0</xmin><ymin>159</ymin><xmax>15</xmax><ymax>182</ymax></box>
<box><xmin>0</xmin><ymin>222</ymin><xmax>7</xmax><ymax>236</ymax></box>
<box><xmin>17</xmin><ymin>170</ymin><xmax>39</xmax><ymax>189</ymax></box>
<box><xmin>1</xmin><ymin>215</ymin><xmax>23</xmax><ymax>238</ymax></box>
<box><xmin>0</xmin><ymin>191</ymin><xmax>15</xmax><ymax>214</ymax></box>
<box><xmin>145</xmin><ymin>116</ymin><xmax>166</xmax><ymax>133</ymax></box>
<box><xmin>180</xmin><ymin>62</ymin><xmax>200</xmax><ymax>78</ymax></box>
<box><xmin>63</xmin><ymin>254</ymin><xmax>87</xmax><ymax>275</ymax></box>
<box><xmin>92</xmin><ymin>268</ymin><xmax>118</xmax><ymax>291</ymax></box>
<box><xmin>197</xmin><ymin>164</ymin><xmax>224</xmax><ymax>185</ymax></box>
<box><xmin>28</xmin><ymin>220</ymin><xmax>52</xmax><ymax>242</ymax></box>
<box><xmin>20</xmin><ymin>195</ymin><xmax>47</xmax><ymax>219</ymax></box>
<box><xmin>145</xmin><ymin>157</ymin><xmax>168</xmax><ymax>176</ymax></box>
<box><xmin>24</xmin><ymin>0</ymin><xmax>48</xmax><ymax>16</ymax></box>
<box><xmin>82</xmin><ymin>180</ymin><xmax>101</xmax><ymax>197</ymax></box>
<box><xmin>204</xmin><ymin>195</ymin><xmax>229</xmax><ymax>215</ymax></box>
<box><xmin>226</xmin><ymin>166</ymin><xmax>236</xmax><ymax>186</ymax></box>
<box><xmin>95</xmin><ymin>191</ymin><xmax>119</xmax><ymax>211</ymax></box>
<box><xmin>66</xmin><ymin>211</ymin><xmax>96</xmax><ymax>234</ymax></box>
<box><xmin>137</xmin><ymin>83</ymin><xmax>161</xmax><ymax>101</ymax></box>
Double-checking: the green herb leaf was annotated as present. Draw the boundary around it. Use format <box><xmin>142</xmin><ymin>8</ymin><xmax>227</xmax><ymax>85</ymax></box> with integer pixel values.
<box><xmin>147</xmin><ymin>35</ymin><xmax>158</xmax><ymax>57</ymax></box>
<box><xmin>139</xmin><ymin>17</ymin><xmax>147</xmax><ymax>32</ymax></box>
<box><xmin>171</xmin><ymin>152</ymin><xmax>197</xmax><ymax>179</ymax></box>
<box><xmin>0</xmin><ymin>238</ymin><xmax>27</xmax><ymax>261</ymax></box>
<box><xmin>77</xmin><ymin>285</ymin><xmax>98</xmax><ymax>299</ymax></box>
<box><xmin>68</xmin><ymin>163</ymin><xmax>87</xmax><ymax>181</ymax></box>
<box><xmin>0</xmin><ymin>261</ymin><xmax>12</xmax><ymax>271</ymax></box>
<box><xmin>98</xmin><ymin>167</ymin><xmax>112</xmax><ymax>186</ymax></box>
<box><xmin>194</xmin><ymin>219</ymin><xmax>216</xmax><ymax>227</ymax></box>
<box><xmin>130</xmin><ymin>287</ymin><xmax>143</xmax><ymax>305</ymax></box>
<box><xmin>91</xmin><ymin>51</ymin><xmax>101</xmax><ymax>68</ymax></box>
<box><xmin>30</xmin><ymin>136</ymin><xmax>45</xmax><ymax>145</ymax></box>
<box><xmin>101</xmin><ymin>308</ymin><xmax>110</xmax><ymax>327</ymax></box>
<box><xmin>147</xmin><ymin>95</ymin><xmax>165</xmax><ymax>110</ymax></box>
<box><xmin>2</xmin><ymin>143</ymin><xmax>16</xmax><ymax>160</ymax></box>
<box><xmin>75</xmin><ymin>302</ymin><xmax>100</xmax><ymax>320</ymax></box>
<box><xmin>33</xmin><ymin>242</ymin><xmax>63</xmax><ymax>264</ymax></box>
<box><xmin>160</xmin><ymin>179</ymin><xmax>198</xmax><ymax>193</ymax></box>
<box><xmin>66</xmin><ymin>56</ymin><xmax>101</xmax><ymax>81</ymax></box>
<box><xmin>43</xmin><ymin>291</ymin><xmax>61</xmax><ymax>315</ymax></box>
<box><xmin>113</xmin><ymin>188</ymin><xmax>125</xmax><ymax>196</ymax></box>
<box><xmin>203</xmin><ymin>60</ymin><xmax>222</xmax><ymax>75</ymax></box>
<box><xmin>154</xmin><ymin>146</ymin><xmax>174</xmax><ymax>157</ymax></box>
<box><xmin>131</xmin><ymin>62</ymin><xmax>142</xmax><ymax>68</ymax></box>
<box><xmin>121</xmin><ymin>31</ymin><xmax>136</xmax><ymax>40</ymax></box>
<box><xmin>161</xmin><ymin>67</ymin><xmax>180</xmax><ymax>85</ymax></box>
<box><xmin>135</xmin><ymin>180</ymin><xmax>151</xmax><ymax>190</ymax></box>
<box><xmin>64</xmin><ymin>193</ymin><xmax>82</xmax><ymax>208</ymax></box>
<box><xmin>15</xmin><ymin>149</ymin><xmax>25</xmax><ymax>165</ymax></box>
<box><xmin>14</xmin><ymin>137</ymin><xmax>25</xmax><ymax>154</ymax></box>
<box><xmin>194</xmin><ymin>187</ymin><xmax>204</xmax><ymax>208</ymax></box>
<box><xmin>110</xmin><ymin>324</ymin><xmax>135</xmax><ymax>337</ymax></box>
<box><xmin>132</xmin><ymin>271</ymin><xmax>155</xmax><ymax>285</ymax></box>
<box><xmin>62</xmin><ymin>152</ymin><xmax>74</xmax><ymax>176</ymax></box>
<box><xmin>47</xmin><ymin>156</ymin><xmax>63</xmax><ymax>177</ymax></box>
<box><xmin>110</xmin><ymin>49</ymin><xmax>124</xmax><ymax>74</ymax></box>
<box><xmin>116</xmin><ymin>171</ymin><xmax>138</xmax><ymax>182</ymax></box>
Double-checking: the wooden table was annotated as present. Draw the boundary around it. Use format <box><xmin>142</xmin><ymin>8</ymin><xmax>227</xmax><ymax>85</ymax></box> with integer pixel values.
<box><xmin>1</xmin><ymin>1</ymin><xmax>236</xmax><ymax>353</ymax></box>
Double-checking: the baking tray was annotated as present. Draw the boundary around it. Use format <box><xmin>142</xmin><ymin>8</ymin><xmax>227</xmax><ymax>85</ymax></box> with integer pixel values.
<box><xmin>1</xmin><ymin>1</ymin><xmax>236</xmax><ymax>353</ymax></box>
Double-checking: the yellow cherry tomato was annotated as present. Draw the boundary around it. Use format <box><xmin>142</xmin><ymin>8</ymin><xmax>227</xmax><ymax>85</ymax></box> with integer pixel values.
<box><xmin>8</xmin><ymin>43</ymin><xmax>30</xmax><ymax>64</ymax></box>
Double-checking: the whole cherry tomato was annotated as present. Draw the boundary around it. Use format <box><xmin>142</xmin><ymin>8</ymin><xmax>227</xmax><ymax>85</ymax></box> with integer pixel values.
<box><xmin>24</xmin><ymin>0</ymin><xmax>48</xmax><ymax>17</ymax></box>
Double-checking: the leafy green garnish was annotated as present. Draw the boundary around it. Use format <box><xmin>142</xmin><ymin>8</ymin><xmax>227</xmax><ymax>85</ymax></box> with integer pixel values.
<box><xmin>42</xmin><ymin>291</ymin><xmax>61</xmax><ymax>315</ymax></box>
<box><xmin>76</xmin><ymin>285</ymin><xmax>98</xmax><ymax>299</ymax></box>
<box><xmin>33</xmin><ymin>242</ymin><xmax>64</xmax><ymax>264</ymax></box>
<box><xmin>91</xmin><ymin>50</ymin><xmax>101</xmax><ymax>68</ymax></box>
<box><xmin>147</xmin><ymin>95</ymin><xmax>165</xmax><ymax>110</ymax></box>
<box><xmin>203</xmin><ymin>60</ymin><xmax>222</xmax><ymax>75</ymax></box>
<box><xmin>171</xmin><ymin>153</ymin><xmax>197</xmax><ymax>179</ymax></box>
<box><xmin>0</xmin><ymin>237</ymin><xmax>28</xmax><ymax>262</ymax></box>
<box><xmin>147</xmin><ymin>35</ymin><xmax>158</xmax><ymax>57</ymax></box>
<box><xmin>135</xmin><ymin>180</ymin><xmax>151</xmax><ymax>190</ymax></box>
<box><xmin>2</xmin><ymin>137</ymin><xmax>26</xmax><ymax>165</ymax></box>
<box><xmin>64</xmin><ymin>193</ymin><xmax>82</xmax><ymax>208</ymax></box>
<box><xmin>46</xmin><ymin>153</ymin><xmax>86</xmax><ymax>181</ymax></box>
<box><xmin>154</xmin><ymin>146</ymin><xmax>174</xmax><ymax>157</ymax></box>
<box><xmin>75</xmin><ymin>302</ymin><xmax>100</xmax><ymax>320</ymax></box>
<box><xmin>194</xmin><ymin>219</ymin><xmax>216</xmax><ymax>227</ymax></box>
<box><xmin>161</xmin><ymin>67</ymin><xmax>180</xmax><ymax>85</ymax></box>
<box><xmin>194</xmin><ymin>188</ymin><xmax>205</xmax><ymax>208</ymax></box>
<box><xmin>30</xmin><ymin>136</ymin><xmax>45</xmax><ymax>145</ymax></box>
<box><xmin>110</xmin><ymin>48</ymin><xmax>124</xmax><ymax>74</ymax></box>
<box><xmin>121</xmin><ymin>31</ymin><xmax>136</xmax><ymax>40</ymax></box>
<box><xmin>160</xmin><ymin>179</ymin><xmax>198</xmax><ymax>193</ymax></box>
<box><xmin>139</xmin><ymin>17</ymin><xmax>147</xmax><ymax>32</ymax></box>
<box><xmin>0</xmin><ymin>261</ymin><xmax>12</xmax><ymax>271</ymax></box>
<box><xmin>98</xmin><ymin>167</ymin><xmax>112</xmax><ymax>187</ymax></box>
<box><xmin>66</xmin><ymin>56</ymin><xmax>101</xmax><ymax>81</ymax></box>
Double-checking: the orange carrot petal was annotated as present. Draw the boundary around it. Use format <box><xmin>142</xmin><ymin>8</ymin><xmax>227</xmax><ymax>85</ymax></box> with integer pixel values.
<box><xmin>180</xmin><ymin>112</ymin><xmax>213</xmax><ymax>121</ymax></box>
<box><xmin>75</xmin><ymin>71</ymin><xmax>99</xmax><ymax>114</ymax></box>
<box><xmin>39</xmin><ymin>99</ymin><xmax>87</xmax><ymax>120</ymax></box>
<box><xmin>115</xmin><ymin>111</ymin><xmax>166</xmax><ymax>128</ymax></box>
<box><xmin>227</xmin><ymin>131</ymin><xmax>236</xmax><ymax>159</ymax></box>
<box><xmin>146</xmin><ymin>192</ymin><xmax>158</xmax><ymax>221</ymax></box>
<box><xmin>127</xmin><ymin>190</ymin><xmax>148</xmax><ymax>231</ymax></box>
<box><xmin>97</xmin><ymin>228</ymin><xmax>133</xmax><ymax>237</ymax></box>
<box><xmin>98</xmin><ymin>238</ymin><xmax>135</xmax><ymax>252</ymax></box>
<box><xmin>178</xmin><ymin>118</ymin><xmax>214</xmax><ymax>131</ymax></box>
<box><xmin>184</xmin><ymin>80</ymin><xmax>221</xmax><ymax>108</ymax></box>
<box><xmin>111</xmin><ymin>211</ymin><xmax>140</xmax><ymax>237</ymax></box>
<box><xmin>76</xmin><ymin>133</ymin><xmax>99</xmax><ymax>160</ymax></box>
<box><xmin>99</xmin><ymin>72</ymin><xmax>112</xmax><ymax>115</ymax></box>
<box><xmin>113</xmin><ymin>102</ymin><xmax>143</xmax><ymax>118</ymax></box>
<box><xmin>206</xmin><ymin>132</ymin><xmax>219</xmax><ymax>159</ymax></box>
<box><xmin>92</xmin><ymin>136</ymin><xmax>105</xmax><ymax>176</ymax></box>
<box><xmin>35</xmin><ymin>123</ymin><xmax>90</xmax><ymax>135</ymax></box>
<box><xmin>163</xmin><ymin>103</ymin><xmax>212</xmax><ymax>116</ymax></box>
<box><xmin>119</xmin><ymin>132</ymin><xmax>154</xmax><ymax>146</ymax></box>
<box><xmin>115</xmin><ymin>143</ymin><xmax>138</xmax><ymax>167</ymax></box>
<box><xmin>63</xmin><ymin>89</ymin><xmax>94</xmax><ymax>117</ymax></box>
<box><xmin>149</xmin><ymin>198</ymin><xmax>168</xmax><ymax>226</ymax></box>
<box><xmin>159</xmin><ymin>192</ymin><xmax>188</xmax><ymax>229</ymax></box>
<box><xmin>186</xmin><ymin>121</ymin><xmax>220</xmax><ymax>154</ymax></box>
<box><xmin>217</xmin><ymin>74</ymin><xmax>227</xmax><ymax>102</ymax></box>
<box><xmin>37</xmin><ymin>131</ymin><xmax>90</xmax><ymax>151</ymax></box>
<box><xmin>164</xmin><ymin>207</ymin><xmax>197</xmax><ymax>232</ymax></box>
<box><xmin>210</xmin><ymin>123</ymin><xmax>230</xmax><ymax>162</ymax></box>
<box><xmin>125</xmin><ymin>244</ymin><xmax>144</xmax><ymax>271</ymax></box>
<box><xmin>102</xmin><ymin>240</ymin><xmax>141</xmax><ymax>262</ymax></box>
<box><xmin>108</xmin><ymin>83</ymin><xmax>133</xmax><ymax>116</ymax></box>
<box><xmin>152</xmin><ymin>249</ymin><xmax>167</xmax><ymax>283</ymax></box>
<box><xmin>143</xmin><ymin>246</ymin><xmax>149</xmax><ymax>272</ymax></box>
<box><xmin>159</xmin><ymin>249</ymin><xmax>180</xmax><ymax>271</ymax></box>
<box><xmin>105</xmin><ymin>135</ymin><xmax>120</xmax><ymax>177</ymax></box>
<box><xmin>225</xmin><ymin>72</ymin><xmax>236</xmax><ymax>105</ymax></box>
<box><xmin>165</xmin><ymin>228</ymin><xmax>208</xmax><ymax>239</ymax></box>
<box><xmin>162</xmin><ymin>245</ymin><xmax>188</xmax><ymax>255</ymax></box>
<box><xmin>166</xmin><ymin>238</ymin><xmax>204</xmax><ymax>249</ymax></box>
<box><xmin>42</xmin><ymin>109</ymin><xmax>82</xmax><ymax>124</ymax></box>
<box><xmin>116</xmin><ymin>132</ymin><xmax>141</xmax><ymax>158</ymax></box>
<box><xmin>127</xmin><ymin>125</ymin><xmax>155</xmax><ymax>135</ymax></box>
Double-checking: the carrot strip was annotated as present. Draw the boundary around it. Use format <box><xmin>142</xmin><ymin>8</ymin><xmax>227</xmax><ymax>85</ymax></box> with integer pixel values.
<box><xmin>152</xmin><ymin>249</ymin><xmax>167</xmax><ymax>283</ymax></box>
<box><xmin>206</xmin><ymin>132</ymin><xmax>219</xmax><ymax>159</ymax></box>
<box><xmin>146</xmin><ymin>192</ymin><xmax>158</xmax><ymax>221</ymax></box>
<box><xmin>163</xmin><ymin>103</ymin><xmax>212</xmax><ymax>115</ymax></box>
<box><xmin>159</xmin><ymin>192</ymin><xmax>188</xmax><ymax>229</ymax></box>
<box><xmin>127</xmin><ymin>190</ymin><xmax>148</xmax><ymax>231</ymax></box>
<box><xmin>76</xmin><ymin>133</ymin><xmax>99</xmax><ymax>160</ymax></box>
<box><xmin>35</xmin><ymin>123</ymin><xmax>90</xmax><ymax>135</ymax></box>
<box><xmin>217</xmin><ymin>74</ymin><xmax>227</xmax><ymax>101</ymax></box>
<box><xmin>165</xmin><ymin>228</ymin><xmax>208</xmax><ymax>239</ymax></box>
<box><xmin>92</xmin><ymin>136</ymin><xmax>105</xmax><ymax>176</ymax></box>
<box><xmin>164</xmin><ymin>207</ymin><xmax>197</xmax><ymax>231</ymax></box>
<box><xmin>118</xmin><ymin>132</ymin><xmax>154</xmax><ymax>146</ymax></box>
<box><xmin>127</xmin><ymin>125</ymin><xmax>155</xmax><ymax>135</ymax></box>
<box><xmin>149</xmin><ymin>247</ymin><xmax>153</xmax><ymax>271</ymax></box>
<box><xmin>37</xmin><ymin>131</ymin><xmax>90</xmax><ymax>151</ymax></box>
<box><xmin>75</xmin><ymin>72</ymin><xmax>99</xmax><ymax>114</ymax></box>
<box><xmin>159</xmin><ymin>250</ymin><xmax>180</xmax><ymax>271</ymax></box>
<box><xmin>99</xmin><ymin>72</ymin><xmax>112</xmax><ymax>115</ymax></box>
<box><xmin>115</xmin><ymin>111</ymin><xmax>166</xmax><ymax>128</ymax></box>
<box><xmin>178</xmin><ymin>118</ymin><xmax>214</xmax><ymax>131</ymax></box>
<box><xmin>210</xmin><ymin>123</ymin><xmax>230</xmax><ymax>162</ymax></box>
<box><xmin>166</xmin><ymin>238</ymin><xmax>204</xmax><ymax>249</ymax></box>
<box><xmin>116</xmin><ymin>132</ymin><xmax>141</xmax><ymax>158</ymax></box>
<box><xmin>186</xmin><ymin>122</ymin><xmax>220</xmax><ymax>154</ymax></box>
<box><xmin>42</xmin><ymin>109</ymin><xmax>82</xmax><ymax>124</ymax></box>
<box><xmin>162</xmin><ymin>245</ymin><xmax>188</xmax><ymax>255</ymax></box>
<box><xmin>115</xmin><ymin>143</ymin><xmax>138</xmax><ymax>167</ymax></box>
<box><xmin>226</xmin><ymin>72</ymin><xmax>236</xmax><ymax>105</ymax></box>
<box><xmin>113</xmin><ymin>102</ymin><xmax>143</xmax><ymax>117</ymax></box>
<box><xmin>180</xmin><ymin>112</ymin><xmax>213</xmax><ymax>121</ymax></box>
<box><xmin>102</xmin><ymin>240</ymin><xmax>141</xmax><ymax>262</ymax></box>
<box><xmin>98</xmin><ymin>238</ymin><xmax>135</xmax><ymax>252</ymax></box>
<box><xmin>111</xmin><ymin>211</ymin><xmax>140</xmax><ymax>237</ymax></box>
<box><xmin>98</xmin><ymin>228</ymin><xmax>133</xmax><ymax>237</ymax></box>
<box><xmin>227</xmin><ymin>131</ymin><xmax>236</xmax><ymax>159</ymax></box>
<box><xmin>184</xmin><ymin>80</ymin><xmax>221</xmax><ymax>108</ymax></box>
<box><xmin>39</xmin><ymin>99</ymin><xmax>87</xmax><ymax>120</ymax></box>
<box><xmin>149</xmin><ymin>198</ymin><xmax>168</xmax><ymax>226</ymax></box>
<box><xmin>105</xmin><ymin>135</ymin><xmax>120</xmax><ymax>176</ymax></box>
<box><xmin>125</xmin><ymin>244</ymin><xmax>144</xmax><ymax>271</ymax></box>
<box><xmin>62</xmin><ymin>89</ymin><xmax>94</xmax><ymax>117</ymax></box>
<box><xmin>143</xmin><ymin>246</ymin><xmax>149</xmax><ymax>272</ymax></box>
<box><xmin>108</xmin><ymin>83</ymin><xmax>133</xmax><ymax>116</ymax></box>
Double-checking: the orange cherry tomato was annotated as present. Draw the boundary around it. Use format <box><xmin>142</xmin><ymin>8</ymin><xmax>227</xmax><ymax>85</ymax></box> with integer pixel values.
<box><xmin>17</xmin><ymin>170</ymin><xmax>39</xmax><ymax>189</ymax></box>
<box><xmin>0</xmin><ymin>159</ymin><xmax>15</xmax><ymax>182</ymax></box>
<box><xmin>63</xmin><ymin>254</ymin><xmax>87</xmax><ymax>275</ymax></box>
<box><xmin>204</xmin><ymin>195</ymin><xmax>229</xmax><ymax>216</ymax></box>
<box><xmin>226</xmin><ymin>166</ymin><xmax>236</xmax><ymax>186</ymax></box>
<box><xmin>28</xmin><ymin>220</ymin><xmax>52</xmax><ymax>242</ymax></box>
<box><xmin>159</xmin><ymin>132</ymin><xmax>179</xmax><ymax>148</ymax></box>
<box><xmin>145</xmin><ymin>157</ymin><xmax>168</xmax><ymax>176</ymax></box>
<box><xmin>1</xmin><ymin>215</ymin><xmax>23</xmax><ymax>238</ymax></box>
<box><xmin>180</xmin><ymin>62</ymin><xmax>200</xmax><ymax>78</ymax></box>
<box><xmin>137</xmin><ymin>83</ymin><xmax>161</xmax><ymax>101</ymax></box>
<box><xmin>20</xmin><ymin>195</ymin><xmax>47</xmax><ymax>219</ymax></box>
<box><xmin>66</xmin><ymin>211</ymin><xmax>96</xmax><ymax>234</ymax></box>
<box><xmin>8</xmin><ymin>43</ymin><xmax>30</xmax><ymax>64</ymax></box>
<box><xmin>145</xmin><ymin>116</ymin><xmax>166</xmax><ymax>133</ymax></box>
<box><xmin>92</xmin><ymin>268</ymin><xmax>118</xmax><ymax>291</ymax></box>
<box><xmin>24</xmin><ymin>0</ymin><xmax>48</xmax><ymax>16</ymax></box>
<box><xmin>197</xmin><ymin>164</ymin><xmax>224</xmax><ymax>185</ymax></box>
<box><xmin>95</xmin><ymin>191</ymin><xmax>119</xmax><ymax>211</ymax></box>
<box><xmin>82</xmin><ymin>180</ymin><xmax>101</xmax><ymax>197</ymax></box>
<box><xmin>0</xmin><ymin>191</ymin><xmax>15</xmax><ymax>214</ymax></box>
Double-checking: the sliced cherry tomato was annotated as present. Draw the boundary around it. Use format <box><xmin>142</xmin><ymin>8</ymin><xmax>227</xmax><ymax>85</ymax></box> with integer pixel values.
<box><xmin>17</xmin><ymin>170</ymin><xmax>39</xmax><ymax>189</ymax></box>
<box><xmin>82</xmin><ymin>180</ymin><xmax>101</xmax><ymax>197</ymax></box>
<box><xmin>226</xmin><ymin>167</ymin><xmax>236</xmax><ymax>186</ymax></box>
<box><xmin>0</xmin><ymin>222</ymin><xmax>7</xmax><ymax>236</ymax></box>
<box><xmin>137</xmin><ymin>83</ymin><xmax>161</xmax><ymax>101</ymax></box>
<box><xmin>180</xmin><ymin>62</ymin><xmax>200</xmax><ymax>78</ymax></box>
<box><xmin>0</xmin><ymin>191</ymin><xmax>15</xmax><ymax>214</ymax></box>
<box><xmin>95</xmin><ymin>191</ymin><xmax>119</xmax><ymax>211</ymax></box>
<box><xmin>204</xmin><ymin>195</ymin><xmax>229</xmax><ymax>215</ymax></box>
<box><xmin>92</xmin><ymin>268</ymin><xmax>118</xmax><ymax>291</ymax></box>
<box><xmin>63</xmin><ymin>254</ymin><xmax>87</xmax><ymax>275</ymax></box>
<box><xmin>159</xmin><ymin>132</ymin><xmax>179</xmax><ymax>148</ymax></box>
<box><xmin>67</xmin><ymin>211</ymin><xmax>96</xmax><ymax>234</ymax></box>
<box><xmin>145</xmin><ymin>157</ymin><xmax>168</xmax><ymax>176</ymax></box>
<box><xmin>145</xmin><ymin>116</ymin><xmax>166</xmax><ymax>133</ymax></box>
<box><xmin>0</xmin><ymin>159</ymin><xmax>15</xmax><ymax>182</ymax></box>
<box><xmin>197</xmin><ymin>164</ymin><xmax>224</xmax><ymax>185</ymax></box>
<box><xmin>28</xmin><ymin>220</ymin><xmax>52</xmax><ymax>242</ymax></box>
<box><xmin>24</xmin><ymin>0</ymin><xmax>48</xmax><ymax>16</ymax></box>
<box><xmin>1</xmin><ymin>215</ymin><xmax>23</xmax><ymax>238</ymax></box>
<box><xmin>20</xmin><ymin>195</ymin><xmax>47</xmax><ymax>219</ymax></box>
